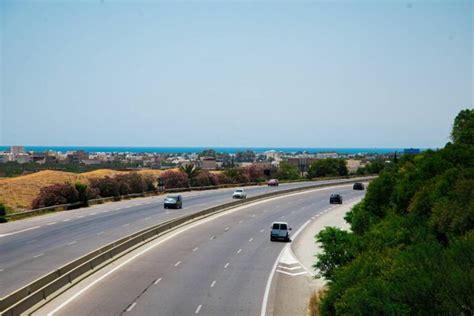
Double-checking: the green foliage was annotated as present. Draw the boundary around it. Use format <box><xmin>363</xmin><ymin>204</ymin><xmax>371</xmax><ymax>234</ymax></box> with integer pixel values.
<box><xmin>316</xmin><ymin>109</ymin><xmax>474</xmax><ymax>315</ymax></box>
<box><xmin>307</xmin><ymin>159</ymin><xmax>348</xmax><ymax>178</ymax></box>
<box><xmin>180</xmin><ymin>164</ymin><xmax>201</xmax><ymax>185</ymax></box>
<box><xmin>0</xmin><ymin>202</ymin><xmax>6</xmax><ymax>217</ymax></box>
<box><xmin>356</xmin><ymin>159</ymin><xmax>387</xmax><ymax>175</ymax></box>
<box><xmin>451</xmin><ymin>108</ymin><xmax>474</xmax><ymax>145</ymax></box>
<box><xmin>276</xmin><ymin>161</ymin><xmax>300</xmax><ymax>180</ymax></box>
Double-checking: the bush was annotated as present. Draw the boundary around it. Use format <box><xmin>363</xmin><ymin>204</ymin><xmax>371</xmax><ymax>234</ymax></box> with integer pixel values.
<box><xmin>277</xmin><ymin>161</ymin><xmax>300</xmax><ymax>180</ymax></box>
<box><xmin>32</xmin><ymin>183</ymin><xmax>80</xmax><ymax>209</ymax></box>
<box><xmin>0</xmin><ymin>202</ymin><xmax>7</xmax><ymax>223</ymax></box>
<box><xmin>89</xmin><ymin>176</ymin><xmax>121</xmax><ymax>197</ymax></box>
<box><xmin>162</xmin><ymin>170</ymin><xmax>189</xmax><ymax>189</ymax></box>
<box><xmin>115</xmin><ymin>172</ymin><xmax>147</xmax><ymax>195</ymax></box>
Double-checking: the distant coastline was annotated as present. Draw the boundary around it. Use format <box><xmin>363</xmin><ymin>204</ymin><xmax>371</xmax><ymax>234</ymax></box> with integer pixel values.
<box><xmin>0</xmin><ymin>146</ymin><xmax>410</xmax><ymax>154</ymax></box>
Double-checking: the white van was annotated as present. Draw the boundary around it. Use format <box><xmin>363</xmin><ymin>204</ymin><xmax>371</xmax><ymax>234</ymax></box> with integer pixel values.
<box><xmin>270</xmin><ymin>222</ymin><xmax>292</xmax><ymax>242</ymax></box>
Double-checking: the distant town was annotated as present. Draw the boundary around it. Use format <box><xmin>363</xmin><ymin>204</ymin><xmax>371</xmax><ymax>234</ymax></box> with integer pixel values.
<box><xmin>0</xmin><ymin>146</ymin><xmax>421</xmax><ymax>177</ymax></box>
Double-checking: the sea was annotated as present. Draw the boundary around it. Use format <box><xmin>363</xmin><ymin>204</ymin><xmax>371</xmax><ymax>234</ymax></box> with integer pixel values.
<box><xmin>0</xmin><ymin>146</ymin><xmax>408</xmax><ymax>154</ymax></box>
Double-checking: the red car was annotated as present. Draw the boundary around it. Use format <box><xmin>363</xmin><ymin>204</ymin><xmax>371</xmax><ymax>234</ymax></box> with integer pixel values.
<box><xmin>268</xmin><ymin>179</ymin><xmax>279</xmax><ymax>187</ymax></box>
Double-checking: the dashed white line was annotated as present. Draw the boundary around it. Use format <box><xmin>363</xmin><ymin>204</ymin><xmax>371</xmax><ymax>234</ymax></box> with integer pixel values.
<box><xmin>260</xmin><ymin>229</ymin><xmax>265</xmax><ymax>233</ymax></box>
<box><xmin>239</xmin><ymin>220</ymin><xmax>243</xmax><ymax>223</ymax></box>
<box><xmin>77</xmin><ymin>215</ymin><xmax>84</xmax><ymax>219</ymax></box>
<box><xmin>174</xmin><ymin>261</ymin><xmax>181</xmax><ymax>267</ymax></box>
<box><xmin>195</xmin><ymin>304</ymin><xmax>202</xmax><ymax>314</ymax></box>
<box><xmin>47</xmin><ymin>222</ymin><xmax>57</xmax><ymax>226</ymax></box>
<box><xmin>0</xmin><ymin>269</ymin><xmax>4</xmax><ymax>272</ymax></box>
<box><xmin>63</xmin><ymin>219</ymin><xmax>71</xmax><ymax>222</ymax></box>
<box><xmin>154</xmin><ymin>278</ymin><xmax>162</xmax><ymax>285</ymax></box>
<box><xmin>224</xmin><ymin>227</ymin><xmax>230</xmax><ymax>231</ymax></box>
<box><xmin>67</xmin><ymin>241</ymin><xmax>77</xmax><ymax>246</ymax></box>
<box><xmin>249</xmin><ymin>238</ymin><xmax>253</xmax><ymax>242</ymax></box>
<box><xmin>126</xmin><ymin>302</ymin><xmax>137</xmax><ymax>312</ymax></box>
<box><xmin>97</xmin><ymin>231</ymin><xmax>105</xmax><ymax>236</ymax></box>
<box><xmin>33</xmin><ymin>253</ymin><xmax>44</xmax><ymax>258</ymax></box>
<box><xmin>210</xmin><ymin>235</ymin><xmax>216</xmax><ymax>240</ymax></box>
<box><xmin>237</xmin><ymin>249</ymin><xmax>242</xmax><ymax>254</ymax></box>
<box><xmin>210</xmin><ymin>280</ymin><xmax>216</xmax><ymax>288</ymax></box>
<box><xmin>224</xmin><ymin>263</ymin><xmax>230</xmax><ymax>269</ymax></box>
<box><xmin>144</xmin><ymin>217</ymin><xmax>151</xmax><ymax>220</ymax></box>
<box><xmin>122</xmin><ymin>224</ymin><xmax>130</xmax><ymax>227</ymax></box>
<box><xmin>192</xmin><ymin>247</ymin><xmax>199</xmax><ymax>252</ymax></box>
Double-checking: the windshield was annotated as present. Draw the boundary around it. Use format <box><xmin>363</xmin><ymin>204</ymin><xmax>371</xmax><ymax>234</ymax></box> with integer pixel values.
<box><xmin>272</xmin><ymin>223</ymin><xmax>280</xmax><ymax>229</ymax></box>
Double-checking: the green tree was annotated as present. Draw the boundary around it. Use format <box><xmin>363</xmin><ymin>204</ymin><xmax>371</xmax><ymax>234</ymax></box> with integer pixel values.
<box><xmin>277</xmin><ymin>161</ymin><xmax>300</xmax><ymax>180</ymax></box>
<box><xmin>180</xmin><ymin>164</ymin><xmax>201</xmax><ymax>187</ymax></box>
<box><xmin>307</xmin><ymin>159</ymin><xmax>348</xmax><ymax>178</ymax></box>
<box><xmin>451</xmin><ymin>108</ymin><xmax>474</xmax><ymax>145</ymax></box>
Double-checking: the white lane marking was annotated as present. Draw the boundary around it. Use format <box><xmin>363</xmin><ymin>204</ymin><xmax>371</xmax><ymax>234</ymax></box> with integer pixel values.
<box><xmin>195</xmin><ymin>304</ymin><xmax>202</xmax><ymax>314</ymax></box>
<box><xmin>210</xmin><ymin>280</ymin><xmax>216</xmax><ymax>288</ymax></box>
<box><xmin>26</xmin><ymin>239</ymin><xmax>37</xmax><ymax>244</ymax></box>
<box><xmin>260</xmin><ymin>219</ymin><xmax>312</xmax><ymax>316</ymax></box>
<box><xmin>249</xmin><ymin>238</ymin><xmax>253</xmax><ymax>242</ymax></box>
<box><xmin>0</xmin><ymin>226</ymin><xmax>41</xmax><ymax>238</ymax></box>
<box><xmin>47</xmin><ymin>222</ymin><xmax>57</xmax><ymax>226</ymax></box>
<box><xmin>91</xmin><ymin>212</ymin><xmax>97</xmax><ymax>215</ymax></box>
<box><xmin>210</xmin><ymin>235</ymin><xmax>216</xmax><ymax>240</ymax></box>
<box><xmin>276</xmin><ymin>270</ymin><xmax>307</xmax><ymax>276</ymax></box>
<box><xmin>0</xmin><ymin>269</ymin><xmax>4</xmax><ymax>272</ymax></box>
<box><xmin>224</xmin><ymin>227</ymin><xmax>230</xmax><ymax>231</ymax></box>
<box><xmin>122</xmin><ymin>224</ymin><xmax>130</xmax><ymax>227</ymax></box>
<box><xmin>280</xmin><ymin>216</ymin><xmax>285</xmax><ymax>219</ymax></box>
<box><xmin>193</xmin><ymin>247</ymin><xmax>199</xmax><ymax>252</ymax></box>
<box><xmin>63</xmin><ymin>219</ymin><xmax>71</xmax><ymax>222</ymax></box>
<box><xmin>224</xmin><ymin>263</ymin><xmax>230</xmax><ymax>269</ymax></box>
<box><xmin>126</xmin><ymin>302</ymin><xmax>137</xmax><ymax>312</ymax></box>
<box><xmin>239</xmin><ymin>220</ymin><xmax>243</xmax><ymax>223</ymax></box>
<box><xmin>277</xmin><ymin>265</ymin><xmax>303</xmax><ymax>271</ymax></box>
<box><xmin>33</xmin><ymin>253</ymin><xmax>44</xmax><ymax>258</ymax></box>
<box><xmin>144</xmin><ymin>217</ymin><xmax>151</xmax><ymax>220</ymax></box>
<box><xmin>77</xmin><ymin>215</ymin><xmax>84</xmax><ymax>219</ymax></box>
<box><xmin>237</xmin><ymin>249</ymin><xmax>242</xmax><ymax>254</ymax></box>
<box><xmin>97</xmin><ymin>231</ymin><xmax>105</xmax><ymax>236</ymax></box>
<box><xmin>174</xmin><ymin>261</ymin><xmax>181</xmax><ymax>267</ymax></box>
<box><xmin>67</xmin><ymin>241</ymin><xmax>77</xmax><ymax>246</ymax></box>
<box><xmin>251</xmin><ymin>214</ymin><xmax>256</xmax><ymax>217</ymax></box>
<box><xmin>154</xmin><ymin>278</ymin><xmax>162</xmax><ymax>285</ymax></box>
<box><xmin>260</xmin><ymin>229</ymin><xmax>265</xmax><ymax>233</ymax></box>
<box><xmin>46</xmin><ymin>184</ymin><xmax>355</xmax><ymax>316</ymax></box>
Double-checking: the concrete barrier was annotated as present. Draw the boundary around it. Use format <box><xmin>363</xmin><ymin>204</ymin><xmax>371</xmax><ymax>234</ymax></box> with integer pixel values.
<box><xmin>0</xmin><ymin>176</ymin><xmax>375</xmax><ymax>315</ymax></box>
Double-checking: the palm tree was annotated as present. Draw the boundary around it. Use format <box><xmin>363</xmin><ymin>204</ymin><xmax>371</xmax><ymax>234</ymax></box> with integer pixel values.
<box><xmin>180</xmin><ymin>164</ymin><xmax>201</xmax><ymax>187</ymax></box>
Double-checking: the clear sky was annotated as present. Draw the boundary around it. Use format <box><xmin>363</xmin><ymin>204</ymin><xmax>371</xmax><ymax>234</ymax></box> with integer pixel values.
<box><xmin>0</xmin><ymin>0</ymin><xmax>472</xmax><ymax>148</ymax></box>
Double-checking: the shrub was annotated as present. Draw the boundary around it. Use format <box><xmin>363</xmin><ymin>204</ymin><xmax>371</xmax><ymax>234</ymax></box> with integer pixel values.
<box><xmin>89</xmin><ymin>176</ymin><xmax>121</xmax><ymax>197</ymax></box>
<box><xmin>161</xmin><ymin>170</ymin><xmax>189</xmax><ymax>189</ymax></box>
<box><xmin>32</xmin><ymin>183</ymin><xmax>80</xmax><ymax>209</ymax></box>
<box><xmin>115</xmin><ymin>172</ymin><xmax>147</xmax><ymax>194</ymax></box>
<box><xmin>277</xmin><ymin>161</ymin><xmax>300</xmax><ymax>180</ymax></box>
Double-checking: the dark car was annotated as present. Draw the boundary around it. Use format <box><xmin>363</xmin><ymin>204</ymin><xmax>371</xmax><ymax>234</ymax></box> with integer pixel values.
<box><xmin>164</xmin><ymin>195</ymin><xmax>183</xmax><ymax>209</ymax></box>
<box><xmin>329</xmin><ymin>194</ymin><xmax>343</xmax><ymax>204</ymax></box>
<box><xmin>268</xmin><ymin>179</ymin><xmax>279</xmax><ymax>187</ymax></box>
<box><xmin>353</xmin><ymin>182</ymin><xmax>365</xmax><ymax>190</ymax></box>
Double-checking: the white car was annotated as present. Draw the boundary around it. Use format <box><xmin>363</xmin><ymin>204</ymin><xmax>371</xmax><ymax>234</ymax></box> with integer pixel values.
<box><xmin>232</xmin><ymin>189</ymin><xmax>247</xmax><ymax>199</ymax></box>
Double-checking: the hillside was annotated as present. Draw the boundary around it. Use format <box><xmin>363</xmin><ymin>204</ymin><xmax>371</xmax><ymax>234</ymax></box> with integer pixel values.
<box><xmin>0</xmin><ymin>169</ymin><xmax>165</xmax><ymax>211</ymax></box>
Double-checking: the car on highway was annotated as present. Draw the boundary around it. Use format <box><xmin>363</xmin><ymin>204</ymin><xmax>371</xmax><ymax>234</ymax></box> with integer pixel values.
<box><xmin>164</xmin><ymin>195</ymin><xmax>183</xmax><ymax>209</ymax></box>
<box><xmin>270</xmin><ymin>221</ymin><xmax>292</xmax><ymax>242</ymax></box>
<box><xmin>232</xmin><ymin>189</ymin><xmax>247</xmax><ymax>199</ymax></box>
<box><xmin>353</xmin><ymin>182</ymin><xmax>365</xmax><ymax>190</ymax></box>
<box><xmin>329</xmin><ymin>193</ymin><xmax>343</xmax><ymax>204</ymax></box>
<box><xmin>267</xmin><ymin>179</ymin><xmax>279</xmax><ymax>187</ymax></box>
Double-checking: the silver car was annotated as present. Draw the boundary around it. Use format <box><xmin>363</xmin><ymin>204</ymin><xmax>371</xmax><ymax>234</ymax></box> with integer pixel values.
<box><xmin>270</xmin><ymin>221</ymin><xmax>292</xmax><ymax>242</ymax></box>
<box><xmin>232</xmin><ymin>189</ymin><xmax>247</xmax><ymax>199</ymax></box>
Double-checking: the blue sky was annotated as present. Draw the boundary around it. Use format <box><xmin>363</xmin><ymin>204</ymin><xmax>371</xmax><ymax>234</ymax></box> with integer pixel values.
<box><xmin>0</xmin><ymin>0</ymin><xmax>472</xmax><ymax>148</ymax></box>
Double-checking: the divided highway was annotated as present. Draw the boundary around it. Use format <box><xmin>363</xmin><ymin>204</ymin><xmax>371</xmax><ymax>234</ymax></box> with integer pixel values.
<box><xmin>0</xmin><ymin>179</ymin><xmax>365</xmax><ymax>298</ymax></box>
<box><xmin>36</xmin><ymin>183</ymin><xmax>366</xmax><ymax>316</ymax></box>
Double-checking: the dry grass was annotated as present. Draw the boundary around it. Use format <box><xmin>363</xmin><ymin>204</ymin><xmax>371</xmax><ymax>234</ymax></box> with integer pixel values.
<box><xmin>308</xmin><ymin>288</ymin><xmax>327</xmax><ymax>316</ymax></box>
<box><xmin>0</xmin><ymin>169</ymin><xmax>169</xmax><ymax>211</ymax></box>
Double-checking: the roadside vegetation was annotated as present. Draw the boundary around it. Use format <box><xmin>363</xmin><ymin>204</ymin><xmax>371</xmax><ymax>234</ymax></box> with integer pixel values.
<box><xmin>311</xmin><ymin>109</ymin><xmax>474</xmax><ymax>315</ymax></box>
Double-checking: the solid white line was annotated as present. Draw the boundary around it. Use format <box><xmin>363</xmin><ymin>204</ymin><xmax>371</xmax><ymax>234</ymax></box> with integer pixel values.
<box><xmin>276</xmin><ymin>270</ymin><xmax>307</xmax><ymax>276</ymax></box>
<box><xmin>193</xmin><ymin>247</ymin><xmax>199</xmax><ymax>252</ymax></box>
<box><xmin>210</xmin><ymin>280</ymin><xmax>216</xmax><ymax>288</ymax></box>
<box><xmin>126</xmin><ymin>302</ymin><xmax>137</xmax><ymax>312</ymax></box>
<box><xmin>0</xmin><ymin>226</ymin><xmax>41</xmax><ymax>238</ymax></box>
<box><xmin>174</xmin><ymin>261</ymin><xmax>181</xmax><ymax>267</ymax></box>
<box><xmin>154</xmin><ymin>278</ymin><xmax>162</xmax><ymax>285</ymax></box>
<box><xmin>195</xmin><ymin>304</ymin><xmax>202</xmax><ymax>314</ymax></box>
<box><xmin>224</xmin><ymin>263</ymin><xmax>230</xmax><ymax>269</ymax></box>
<box><xmin>46</xmin><ymin>184</ymin><xmax>353</xmax><ymax>316</ymax></box>
<box><xmin>33</xmin><ymin>253</ymin><xmax>44</xmax><ymax>258</ymax></box>
<box><xmin>47</xmin><ymin>222</ymin><xmax>57</xmax><ymax>226</ymax></box>
<box><xmin>277</xmin><ymin>265</ymin><xmax>302</xmax><ymax>271</ymax></box>
<box><xmin>237</xmin><ymin>249</ymin><xmax>242</xmax><ymax>254</ymax></box>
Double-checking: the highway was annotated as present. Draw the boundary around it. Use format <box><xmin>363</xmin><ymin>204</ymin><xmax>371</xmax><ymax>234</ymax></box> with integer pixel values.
<box><xmin>0</xmin><ymin>178</ymin><xmax>365</xmax><ymax>298</ymax></box>
<box><xmin>36</xmin><ymin>183</ymin><xmax>366</xmax><ymax>316</ymax></box>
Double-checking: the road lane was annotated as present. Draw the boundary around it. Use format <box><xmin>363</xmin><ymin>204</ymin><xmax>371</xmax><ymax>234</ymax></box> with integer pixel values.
<box><xmin>37</xmin><ymin>184</ymin><xmax>366</xmax><ymax>316</ymax></box>
<box><xmin>0</xmin><ymin>179</ymin><xmax>369</xmax><ymax>298</ymax></box>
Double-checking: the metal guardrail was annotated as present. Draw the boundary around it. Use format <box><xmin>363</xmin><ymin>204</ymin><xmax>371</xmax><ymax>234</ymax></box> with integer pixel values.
<box><xmin>0</xmin><ymin>176</ymin><xmax>375</xmax><ymax>315</ymax></box>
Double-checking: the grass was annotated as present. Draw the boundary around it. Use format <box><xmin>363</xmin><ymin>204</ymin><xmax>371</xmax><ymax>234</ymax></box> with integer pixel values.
<box><xmin>0</xmin><ymin>169</ymin><xmax>167</xmax><ymax>211</ymax></box>
<box><xmin>308</xmin><ymin>288</ymin><xmax>327</xmax><ymax>316</ymax></box>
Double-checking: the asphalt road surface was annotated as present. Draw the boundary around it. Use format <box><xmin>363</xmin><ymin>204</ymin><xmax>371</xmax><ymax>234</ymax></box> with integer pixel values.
<box><xmin>37</xmin><ymin>183</ymin><xmax>366</xmax><ymax>316</ymax></box>
<box><xmin>0</xmin><ymin>178</ymin><xmax>366</xmax><ymax>298</ymax></box>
